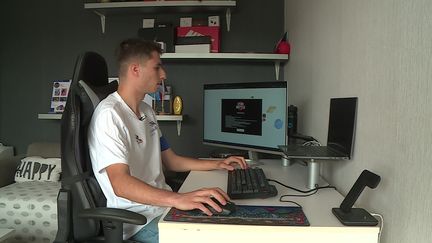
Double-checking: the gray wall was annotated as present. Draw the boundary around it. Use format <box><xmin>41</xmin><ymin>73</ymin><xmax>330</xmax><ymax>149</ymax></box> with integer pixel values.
<box><xmin>285</xmin><ymin>0</ymin><xmax>432</xmax><ymax>242</ymax></box>
<box><xmin>0</xmin><ymin>0</ymin><xmax>285</xmax><ymax>155</ymax></box>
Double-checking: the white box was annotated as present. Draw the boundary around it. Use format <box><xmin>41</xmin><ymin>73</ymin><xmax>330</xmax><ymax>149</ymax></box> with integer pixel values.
<box><xmin>143</xmin><ymin>19</ymin><xmax>155</xmax><ymax>28</ymax></box>
<box><xmin>180</xmin><ymin>17</ymin><xmax>192</xmax><ymax>27</ymax></box>
<box><xmin>175</xmin><ymin>44</ymin><xmax>211</xmax><ymax>53</ymax></box>
<box><xmin>208</xmin><ymin>16</ymin><xmax>220</xmax><ymax>27</ymax></box>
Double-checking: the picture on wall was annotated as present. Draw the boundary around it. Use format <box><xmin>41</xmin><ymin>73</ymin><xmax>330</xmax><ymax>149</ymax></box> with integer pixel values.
<box><xmin>50</xmin><ymin>79</ymin><xmax>71</xmax><ymax>113</ymax></box>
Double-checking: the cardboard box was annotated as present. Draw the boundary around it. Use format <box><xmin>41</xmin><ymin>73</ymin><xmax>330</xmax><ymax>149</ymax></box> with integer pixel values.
<box><xmin>176</xmin><ymin>26</ymin><xmax>220</xmax><ymax>53</ymax></box>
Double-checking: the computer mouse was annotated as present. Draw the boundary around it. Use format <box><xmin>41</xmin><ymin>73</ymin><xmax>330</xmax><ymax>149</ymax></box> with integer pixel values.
<box><xmin>205</xmin><ymin>197</ymin><xmax>236</xmax><ymax>216</ymax></box>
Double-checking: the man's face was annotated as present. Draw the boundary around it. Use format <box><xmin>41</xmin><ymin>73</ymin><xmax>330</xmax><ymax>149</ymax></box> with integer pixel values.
<box><xmin>138</xmin><ymin>51</ymin><xmax>166</xmax><ymax>93</ymax></box>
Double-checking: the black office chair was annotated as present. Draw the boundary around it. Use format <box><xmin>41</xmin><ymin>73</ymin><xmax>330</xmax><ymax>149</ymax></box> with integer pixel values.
<box><xmin>54</xmin><ymin>52</ymin><xmax>147</xmax><ymax>243</ymax></box>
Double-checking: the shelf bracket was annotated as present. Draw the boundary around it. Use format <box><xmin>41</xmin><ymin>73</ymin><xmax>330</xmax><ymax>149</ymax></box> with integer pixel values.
<box><xmin>274</xmin><ymin>61</ymin><xmax>280</xmax><ymax>80</ymax></box>
<box><xmin>226</xmin><ymin>8</ymin><xmax>231</xmax><ymax>32</ymax></box>
<box><xmin>176</xmin><ymin>121</ymin><xmax>182</xmax><ymax>136</ymax></box>
<box><xmin>94</xmin><ymin>10</ymin><xmax>106</xmax><ymax>34</ymax></box>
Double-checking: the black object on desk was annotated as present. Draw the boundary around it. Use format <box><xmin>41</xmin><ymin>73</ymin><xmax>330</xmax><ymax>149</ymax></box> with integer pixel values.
<box><xmin>164</xmin><ymin>205</ymin><xmax>310</xmax><ymax>226</ymax></box>
<box><xmin>280</xmin><ymin>97</ymin><xmax>358</xmax><ymax>160</ymax></box>
<box><xmin>227</xmin><ymin>168</ymin><xmax>278</xmax><ymax>199</ymax></box>
<box><xmin>332</xmin><ymin>170</ymin><xmax>381</xmax><ymax>226</ymax></box>
<box><xmin>205</xmin><ymin>197</ymin><xmax>236</xmax><ymax>216</ymax></box>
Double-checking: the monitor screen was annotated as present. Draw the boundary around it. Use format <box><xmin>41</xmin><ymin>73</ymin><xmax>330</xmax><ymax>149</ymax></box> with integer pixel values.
<box><xmin>203</xmin><ymin>81</ymin><xmax>287</xmax><ymax>154</ymax></box>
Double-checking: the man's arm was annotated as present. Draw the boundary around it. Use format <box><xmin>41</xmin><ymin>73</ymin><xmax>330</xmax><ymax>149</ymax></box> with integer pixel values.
<box><xmin>105</xmin><ymin>163</ymin><xmax>230</xmax><ymax>215</ymax></box>
<box><xmin>161</xmin><ymin>148</ymin><xmax>247</xmax><ymax>172</ymax></box>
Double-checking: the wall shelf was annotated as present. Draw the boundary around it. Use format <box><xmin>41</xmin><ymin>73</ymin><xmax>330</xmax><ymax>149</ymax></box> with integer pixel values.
<box><xmin>84</xmin><ymin>1</ymin><xmax>236</xmax><ymax>33</ymax></box>
<box><xmin>38</xmin><ymin>113</ymin><xmax>184</xmax><ymax>136</ymax></box>
<box><xmin>38</xmin><ymin>113</ymin><xmax>63</xmax><ymax>120</ymax></box>
<box><xmin>161</xmin><ymin>52</ymin><xmax>288</xmax><ymax>60</ymax></box>
<box><xmin>161</xmin><ymin>52</ymin><xmax>289</xmax><ymax>79</ymax></box>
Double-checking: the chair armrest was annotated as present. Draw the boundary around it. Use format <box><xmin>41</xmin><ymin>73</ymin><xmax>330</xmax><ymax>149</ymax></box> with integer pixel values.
<box><xmin>79</xmin><ymin>207</ymin><xmax>147</xmax><ymax>243</ymax></box>
<box><xmin>79</xmin><ymin>207</ymin><xmax>147</xmax><ymax>225</ymax></box>
<box><xmin>0</xmin><ymin>154</ymin><xmax>25</xmax><ymax>187</ymax></box>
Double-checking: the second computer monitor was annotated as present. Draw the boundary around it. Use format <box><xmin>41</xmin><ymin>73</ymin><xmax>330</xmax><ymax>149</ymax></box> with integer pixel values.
<box><xmin>203</xmin><ymin>81</ymin><xmax>287</xmax><ymax>155</ymax></box>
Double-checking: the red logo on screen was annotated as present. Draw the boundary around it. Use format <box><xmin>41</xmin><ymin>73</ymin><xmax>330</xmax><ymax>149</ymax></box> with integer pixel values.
<box><xmin>236</xmin><ymin>102</ymin><xmax>245</xmax><ymax>111</ymax></box>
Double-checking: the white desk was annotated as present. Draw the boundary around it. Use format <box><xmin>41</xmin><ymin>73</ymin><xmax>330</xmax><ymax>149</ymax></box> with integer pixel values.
<box><xmin>0</xmin><ymin>228</ymin><xmax>14</xmax><ymax>242</ymax></box>
<box><xmin>159</xmin><ymin>159</ymin><xmax>379</xmax><ymax>243</ymax></box>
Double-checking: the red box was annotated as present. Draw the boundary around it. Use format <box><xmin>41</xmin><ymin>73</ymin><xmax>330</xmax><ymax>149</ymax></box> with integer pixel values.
<box><xmin>176</xmin><ymin>26</ymin><xmax>220</xmax><ymax>53</ymax></box>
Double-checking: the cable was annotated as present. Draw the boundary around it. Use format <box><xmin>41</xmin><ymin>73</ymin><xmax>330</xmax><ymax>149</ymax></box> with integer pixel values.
<box><xmin>267</xmin><ymin>178</ymin><xmax>336</xmax><ymax>212</ymax></box>
<box><xmin>302</xmin><ymin>140</ymin><xmax>322</xmax><ymax>146</ymax></box>
<box><xmin>268</xmin><ymin>179</ymin><xmax>336</xmax><ymax>194</ymax></box>
<box><xmin>279</xmin><ymin>199</ymin><xmax>303</xmax><ymax>208</ymax></box>
<box><xmin>268</xmin><ymin>178</ymin><xmax>336</xmax><ymax>203</ymax></box>
<box><xmin>280</xmin><ymin>189</ymin><xmax>318</xmax><ymax>200</ymax></box>
<box><xmin>371</xmin><ymin>213</ymin><xmax>384</xmax><ymax>243</ymax></box>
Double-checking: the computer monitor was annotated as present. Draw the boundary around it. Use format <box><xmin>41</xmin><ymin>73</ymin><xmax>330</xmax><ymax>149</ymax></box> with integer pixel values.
<box><xmin>203</xmin><ymin>81</ymin><xmax>287</xmax><ymax>159</ymax></box>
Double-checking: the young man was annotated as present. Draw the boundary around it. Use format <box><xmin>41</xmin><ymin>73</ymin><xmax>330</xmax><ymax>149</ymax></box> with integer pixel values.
<box><xmin>87</xmin><ymin>39</ymin><xmax>247</xmax><ymax>242</ymax></box>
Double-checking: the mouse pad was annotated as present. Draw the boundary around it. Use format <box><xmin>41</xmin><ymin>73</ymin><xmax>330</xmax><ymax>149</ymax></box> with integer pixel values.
<box><xmin>163</xmin><ymin>205</ymin><xmax>310</xmax><ymax>226</ymax></box>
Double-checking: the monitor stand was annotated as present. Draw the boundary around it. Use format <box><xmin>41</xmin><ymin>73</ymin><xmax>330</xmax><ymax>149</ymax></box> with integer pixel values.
<box><xmin>308</xmin><ymin>159</ymin><xmax>320</xmax><ymax>189</ymax></box>
<box><xmin>281</xmin><ymin>157</ymin><xmax>320</xmax><ymax>189</ymax></box>
<box><xmin>210</xmin><ymin>148</ymin><xmax>247</xmax><ymax>159</ymax></box>
<box><xmin>209</xmin><ymin>148</ymin><xmax>261</xmax><ymax>166</ymax></box>
<box><xmin>247</xmin><ymin>151</ymin><xmax>262</xmax><ymax>166</ymax></box>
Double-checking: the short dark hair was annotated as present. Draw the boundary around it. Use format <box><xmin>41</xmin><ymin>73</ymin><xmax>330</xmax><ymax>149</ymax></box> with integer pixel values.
<box><xmin>116</xmin><ymin>38</ymin><xmax>162</xmax><ymax>77</ymax></box>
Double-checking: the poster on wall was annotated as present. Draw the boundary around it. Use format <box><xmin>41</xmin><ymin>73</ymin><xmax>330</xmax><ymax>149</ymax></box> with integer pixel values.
<box><xmin>49</xmin><ymin>80</ymin><xmax>71</xmax><ymax>113</ymax></box>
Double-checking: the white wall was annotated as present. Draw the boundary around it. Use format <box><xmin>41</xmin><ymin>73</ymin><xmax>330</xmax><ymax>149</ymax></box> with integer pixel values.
<box><xmin>285</xmin><ymin>0</ymin><xmax>432</xmax><ymax>242</ymax></box>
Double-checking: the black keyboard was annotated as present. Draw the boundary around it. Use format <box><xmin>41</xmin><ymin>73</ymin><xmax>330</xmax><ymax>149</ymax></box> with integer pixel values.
<box><xmin>227</xmin><ymin>168</ymin><xmax>278</xmax><ymax>199</ymax></box>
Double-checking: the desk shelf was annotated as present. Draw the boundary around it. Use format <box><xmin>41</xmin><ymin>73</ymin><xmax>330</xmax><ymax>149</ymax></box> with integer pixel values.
<box><xmin>38</xmin><ymin>113</ymin><xmax>184</xmax><ymax>136</ymax></box>
<box><xmin>84</xmin><ymin>1</ymin><xmax>236</xmax><ymax>33</ymax></box>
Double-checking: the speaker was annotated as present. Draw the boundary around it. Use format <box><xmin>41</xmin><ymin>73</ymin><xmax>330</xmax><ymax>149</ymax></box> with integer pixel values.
<box><xmin>287</xmin><ymin>105</ymin><xmax>297</xmax><ymax>136</ymax></box>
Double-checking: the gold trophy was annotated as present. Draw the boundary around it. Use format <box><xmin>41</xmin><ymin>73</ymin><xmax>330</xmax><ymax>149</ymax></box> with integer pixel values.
<box><xmin>173</xmin><ymin>96</ymin><xmax>183</xmax><ymax>115</ymax></box>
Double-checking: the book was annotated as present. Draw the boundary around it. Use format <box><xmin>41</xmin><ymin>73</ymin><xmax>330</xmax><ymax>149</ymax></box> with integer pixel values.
<box><xmin>50</xmin><ymin>79</ymin><xmax>71</xmax><ymax>113</ymax></box>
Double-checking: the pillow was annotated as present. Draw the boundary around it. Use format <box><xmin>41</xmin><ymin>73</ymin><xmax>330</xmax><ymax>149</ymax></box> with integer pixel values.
<box><xmin>15</xmin><ymin>156</ymin><xmax>61</xmax><ymax>182</ymax></box>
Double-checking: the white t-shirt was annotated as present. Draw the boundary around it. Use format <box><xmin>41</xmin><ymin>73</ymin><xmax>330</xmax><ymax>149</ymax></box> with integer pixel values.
<box><xmin>88</xmin><ymin>91</ymin><xmax>172</xmax><ymax>239</ymax></box>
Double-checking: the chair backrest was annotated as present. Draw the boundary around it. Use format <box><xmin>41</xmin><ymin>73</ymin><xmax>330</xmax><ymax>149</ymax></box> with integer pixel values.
<box><xmin>60</xmin><ymin>52</ymin><xmax>118</xmax><ymax>241</ymax></box>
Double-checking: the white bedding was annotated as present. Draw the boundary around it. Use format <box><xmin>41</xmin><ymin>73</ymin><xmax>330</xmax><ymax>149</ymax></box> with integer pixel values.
<box><xmin>0</xmin><ymin>181</ymin><xmax>60</xmax><ymax>243</ymax></box>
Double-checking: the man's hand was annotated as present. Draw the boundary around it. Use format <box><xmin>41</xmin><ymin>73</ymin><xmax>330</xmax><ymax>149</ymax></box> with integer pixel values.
<box><xmin>162</xmin><ymin>149</ymin><xmax>248</xmax><ymax>172</ymax></box>
<box><xmin>216</xmin><ymin>156</ymin><xmax>248</xmax><ymax>170</ymax></box>
<box><xmin>173</xmin><ymin>187</ymin><xmax>230</xmax><ymax>216</ymax></box>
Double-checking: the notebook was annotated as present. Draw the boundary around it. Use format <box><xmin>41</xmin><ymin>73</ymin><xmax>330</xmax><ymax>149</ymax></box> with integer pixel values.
<box><xmin>279</xmin><ymin>97</ymin><xmax>358</xmax><ymax>160</ymax></box>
